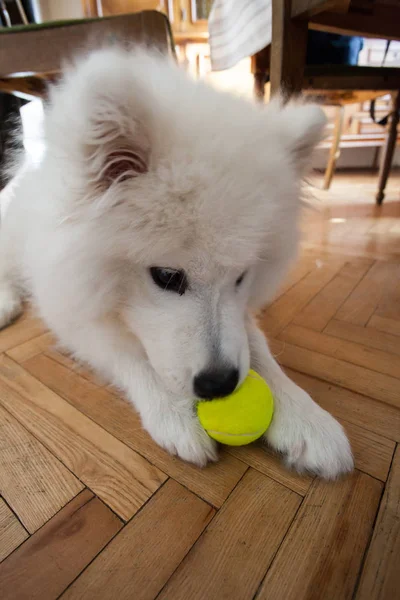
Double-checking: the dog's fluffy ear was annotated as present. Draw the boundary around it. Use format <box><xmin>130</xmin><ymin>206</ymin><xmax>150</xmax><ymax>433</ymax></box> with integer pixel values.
<box><xmin>47</xmin><ymin>49</ymin><xmax>152</xmax><ymax>189</ymax></box>
<box><xmin>279</xmin><ymin>103</ymin><xmax>327</xmax><ymax>172</ymax></box>
<box><xmin>84</xmin><ymin>97</ymin><xmax>150</xmax><ymax>188</ymax></box>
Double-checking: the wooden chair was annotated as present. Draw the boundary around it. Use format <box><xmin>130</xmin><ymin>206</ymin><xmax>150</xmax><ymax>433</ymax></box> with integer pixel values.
<box><xmin>252</xmin><ymin>0</ymin><xmax>400</xmax><ymax>205</ymax></box>
<box><xmin>302</xmin><ymin>73</ymin><xmax>400</xmax><ymax>196</ymax></box>
<box><xmin>0</xmin><ymin>10</ymin><xmax>174</xmax><ymax>100</ymax></box>
<box><xmin>0</xmin><ymin>10</ymin><xmax>174</xmax><ymax>189</ymax></box>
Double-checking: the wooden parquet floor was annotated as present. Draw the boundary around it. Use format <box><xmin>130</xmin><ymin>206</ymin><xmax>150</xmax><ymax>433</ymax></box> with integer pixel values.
<box><xmin>0</xmin><ymin>171</ymin><xmax>400</xmax><ymax>599</ymax></box>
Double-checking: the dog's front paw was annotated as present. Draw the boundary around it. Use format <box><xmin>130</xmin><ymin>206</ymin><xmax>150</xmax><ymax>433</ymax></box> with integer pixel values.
<box><xmin>264</xmin><ymin>386</ymin><xmax>353</xmax><ymax>479</ymax></box>
<box><xmin>148</xmin><ymin>413</ymin><xmax>218</xmax><ymax>467</ymax></box>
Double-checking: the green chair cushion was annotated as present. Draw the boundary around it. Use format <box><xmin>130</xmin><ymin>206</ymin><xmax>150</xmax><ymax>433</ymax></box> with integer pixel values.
<box><xmin>0</xmin><ymin>16</ymin><xmax>105</xmax><ymax>34</ymax></box>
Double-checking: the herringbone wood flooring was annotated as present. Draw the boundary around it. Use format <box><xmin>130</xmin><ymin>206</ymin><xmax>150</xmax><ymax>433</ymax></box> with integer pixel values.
<box><xmin>0</xmin><ymin>171</ymin><xmax>399</xmax><ymax>599</ymax></box>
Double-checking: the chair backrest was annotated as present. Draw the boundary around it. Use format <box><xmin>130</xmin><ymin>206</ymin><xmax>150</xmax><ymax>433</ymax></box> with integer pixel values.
<box><xmin>0</xmin><ymin>11</ymin><xmax>174</xmax><ymax>78</ymax></box>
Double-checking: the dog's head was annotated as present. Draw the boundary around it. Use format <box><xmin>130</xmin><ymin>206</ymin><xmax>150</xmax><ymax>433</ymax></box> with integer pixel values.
<box><xmin>46</xmin><ymin>48</ymin><xmax>325</xmax><ymax>398</ymax></box>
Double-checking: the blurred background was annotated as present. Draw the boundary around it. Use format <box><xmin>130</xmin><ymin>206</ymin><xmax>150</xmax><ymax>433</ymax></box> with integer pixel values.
<box><xmin>2</xmin><ymin>1</ymin><xmax>400</xmax><ymax>180</ymax></box>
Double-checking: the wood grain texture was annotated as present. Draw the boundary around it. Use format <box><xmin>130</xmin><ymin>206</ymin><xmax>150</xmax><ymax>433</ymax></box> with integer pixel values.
<box><xmin>0</xmin><ymin>355</ymin><xmax>167</xmax><ymax>520</ymax></box>
<box><xmin>0</xmin><ymin>312</ymin><xmax>46</xmax><ymax>354</ymax></box>
<box><xmin>335</xmin><ymin>261</ymin><xmax>400</xmax><ymax>325</ymax></box>
<box><xmin>287</xmin><ymin>369</ymin><xmax>400</xmax><ymax>442</ymax></box>
<box><xmin>0</xmin><ymin>172</ymin><xmax>399</xmax><ymax>598</ymax></box>
<box><xmin>45</xmin><ymin>347</ymin><xmax>106</xmax><ymax>385</ymax></box>
<box><xmin>260</xmin><ymin>256</ymin><xmax>345</xmax><ymax>337</ymax></box>
<box><xmin>356</xmin><ymin>446</ymin><xmax>400</xmax><ymax>600</ymax></box>
<box><xmin>292</xmin><ymin>259</ymin><xmax>372</xmax><ymax>331</ymax></box>
<box><xmin>375</xmin><ymin>280</ymin><xmax>400</xmax><ymax>321</ymax></box>
<box><xmin>62</xmin><ymin>480</ymin><xmax>214</xmax><ymax>600</ymax></box>
<box><xmin>279</xmin><ymin>323</ymin><xmax>400</xmax><ymax>379</ymax></box>
<box><xmin>0</xmin><ymin>489</ymin><xmax>122</xmax><ymax>600</ymax></box>
<box><xmin>0</xmin><ymin>499</ymin><xmax>28</xmax><ymax>562</ymax></box>
<box><xmin>272</xmin><ymin>340</ymin><xmax>400</xmax><ymax>409</ymax></box>
<box><xmin>342</xmin><ymin>420</ymin><xmax>395</xmax><ymax>482</ymax></box>
<box><xmin>325</xmin><ymin>318</ymin><xmax>400</xmax><ymax>356</ymax></box>
<box><xmin>23</xmin><ymin>354</ymin><xmax>247</xmax><ymax>508</ymax></box>
<box><xmin>159</xmin><ymin>470</ymin><xmax>301</xmax><ymax>600</ymax></box>
<box><xmin>272</xmin><ymin>254</ymin><xmax>316</xmax><ymax>300</ymax></box>
<box><xmin>6</xmin><ymin>332</ymin><xmax>55</xmax><ymax>363</ymax></box>
<box><xmin>257</xmin><ymin>472</ymin><xmax>382</xmax><ymax>600</ymax></box>
<box><xmin>367</xmin><ymin>314</ymin><xmax>400</xmax><ymax>337</ymax></box>
<box><xmin>227</xmin><ymin>444</ymin><xmax>313</xmax><ymax>496</ymax></box>
<box><xmin>0</xmin><ymin>403</ymin><xmax>83</xmax><ymax>533</ymax></box>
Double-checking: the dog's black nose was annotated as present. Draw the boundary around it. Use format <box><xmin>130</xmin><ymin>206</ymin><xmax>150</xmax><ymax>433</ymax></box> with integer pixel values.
<box><xmin>194</xmin><ymin>367</ymin><xmax>239</xmax><ymax>400</ymax></box>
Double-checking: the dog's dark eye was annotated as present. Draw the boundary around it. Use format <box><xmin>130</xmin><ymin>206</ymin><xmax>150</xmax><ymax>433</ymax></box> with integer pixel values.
<box><xmin>236</xmin><ymin>271</ymin><xmax>246</xmax><ymax>287</ymax></box>
<box><xmin>150</xmin><ymin>267</ymin><xmax>188</xmax><ymax>295</ymax></box>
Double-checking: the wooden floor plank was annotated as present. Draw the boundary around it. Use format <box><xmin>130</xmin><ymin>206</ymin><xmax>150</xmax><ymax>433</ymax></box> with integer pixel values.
<box><xmin>158</xmin><ymin>470</ymin><xmax>301</xmax><ymax>600</ymax></box>
<box><xmin>375</xmin><ymin>280</ymin><xmax>400</xmax><ymax>321</ymax></box>
<box><xmin>0</xmin><ymin>403</ymin><xmax>83</xmax><ymax>533</ymax></box>
<box><xmin>367</xmin><ymin>314</ymin><xmax>400</xmax><ymax>337</ymax></box>
<box><xmin>278</xmin><ymin>324</ymin><xmax>400</xmax><ymax>379</ymax></box>
<box><xmin>342</xmin><ymin>420</ymin><xmax>395</xmax><ymax>482</ymax></box>
<box><xmin>325</xmin><ymin>318</ymin><xmax>400</xmax><ymax>357</ymax></box>
<box><xmin>0</xmin><ymin>312</ymin><xmax>46</xmax><ymax>354</ymax></box>
<box><xmin>356</xmin><ymin>446</ymin><xmax>400</xmax><ymax>600</ymax></box>
<box><xmin>256</xmin><ymin>471</ymin><xmax>382</xmax><ymax>600</ymax></box>
<box><xmin>0</xmin><ymin>172</ymin><xmax>398</xmax><ymax>599</ymax></box>
<box><xmin>292</xmin><ymin>259</ymin><xmax>372</xmax><ymax>331</ymax></box>
<box><xmin>0</xmin><ymin>499</ymin><xmax>28</xmax><ymax>562</ymax></box>
<box><xmin>227</xmin><ymin>444</ymin><xmax>313</xmax><ymax>496</ymax></box>
<box><xmin>7</xmin><ymin>333</ymin><xmax>106</xmax><ymax>386</ymax></box>
<box><xmin>22</xmin><ymin>353</ymin><xmax>247</xmax><ymax>508</ymax></box>
<box><xmin>287</xmin><ymin>368</ymin><xmax>400</xmax><ymax>443</ymax></box>
<box><xmin>272</xmin><ymin>254</ymin><xmax>316</xmax><ymax>300</ymax></box>
<box><xmin>272</xmin><ymin>340</ymin><xmax>400</xmax><ymax>409</ymax></box>
<box><xmin>0</xmin><ymin>489</ymin><xmax>122</xmax><ymax>600</ymax></box>
<box><xmin>259</xmin><ymin>256</ymin><xmax>345</xmax><ymax>337</ymax></box>
<box><xmin>229</xmin><ymin>420</ymin><xmax>391</xmax><ymax>486</ymax></box>
<box><xmin>335</xmin><ymin>261</ymin><xmax>400</xmax><ymax>326</ymax></box>
<box><xmin>45</xmin><ymin>348</ymin><xmax>107</xmax><ymax>385</ymax></box>
<box><xmin>61</xmin><ymin>480</ymin><xmax>214</xmax><ymax>600</ymax></box>
<box><xmin>6</xmin><ymin>332</ymin><xmax>55</xmax><ymax>363</ymax></box>
<box><xmin>0</xmin><ymin>355</ymin><xmax>167</xmax><ymax>521</ymax></box>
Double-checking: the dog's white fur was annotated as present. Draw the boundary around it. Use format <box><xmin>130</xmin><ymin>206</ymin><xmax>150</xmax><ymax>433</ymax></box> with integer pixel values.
<box><xmin>0</xmin><ymin>48</ymin><xmax>353</xmax><ymax>477</ymax></box>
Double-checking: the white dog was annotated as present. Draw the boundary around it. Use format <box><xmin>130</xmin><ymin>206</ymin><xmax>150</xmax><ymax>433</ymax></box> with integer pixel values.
<box><xmin>0</xmin><ymin>48</ymin><xmax>353</xmax><ymax>478</ymax></box>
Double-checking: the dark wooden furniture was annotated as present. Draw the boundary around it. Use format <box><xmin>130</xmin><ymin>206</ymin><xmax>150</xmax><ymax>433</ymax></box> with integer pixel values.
<box><xmin>253</xmin><ymin>0</ymin><xmax>400</xmax><ymax>204</ymax></box>
<box><xmin>0</xmin><ymin>10</ymin><xmax>174</xmax><ymax>191</ymax></box>
<box><xmin>0</xmin><ymin>11</ymin><xmax>174</xmax><ymax>99</ymax></box>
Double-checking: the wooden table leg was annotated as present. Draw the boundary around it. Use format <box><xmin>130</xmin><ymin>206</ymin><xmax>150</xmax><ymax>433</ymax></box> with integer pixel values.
<box><xmin>376</xmin><ymin>91</ymin><xmax>400</xmax><ymax>206</ymax></box>
<box><xmin>271</xmin><ymin>0</ymin><xmax>308</xmax><ymax>97</ymax></box>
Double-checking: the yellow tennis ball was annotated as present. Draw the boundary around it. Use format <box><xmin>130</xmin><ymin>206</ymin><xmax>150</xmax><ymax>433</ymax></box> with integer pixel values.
<box><xmin>197</xmin><ymin>370</ymin><xmax>274</xmax><ymax>446</ymax></box>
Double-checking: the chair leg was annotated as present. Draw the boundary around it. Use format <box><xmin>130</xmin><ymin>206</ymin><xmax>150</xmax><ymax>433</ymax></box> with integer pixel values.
<box><xmin>254</xmin><ymin>73</ymin><xmax>267</xmax><ymax>101</ymax></box>
<box><xmin>376</xmin><ymin>91</ymin><xmax>400</xmax><ymax>206</ymax></box>
<box><xmin>270</xmin><ymin>0</ymin><xmax>308</xmax><ymax>97</ymax></box>
<box><xmin>252</xmin><ymin>47</ymin><xmax>270</xmax><ymax>102</ymax></box>
<box><xmin>323</xmin><ymin>105</ymin><xmax>344</xmax><ymax>190</ymax></box>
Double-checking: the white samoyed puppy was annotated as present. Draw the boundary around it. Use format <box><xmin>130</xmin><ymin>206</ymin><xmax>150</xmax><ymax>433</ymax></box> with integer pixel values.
<box><xmin>0</xmin><ymin>47</ymin><xmax>353</xmax><ymax>477</ymax></box>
